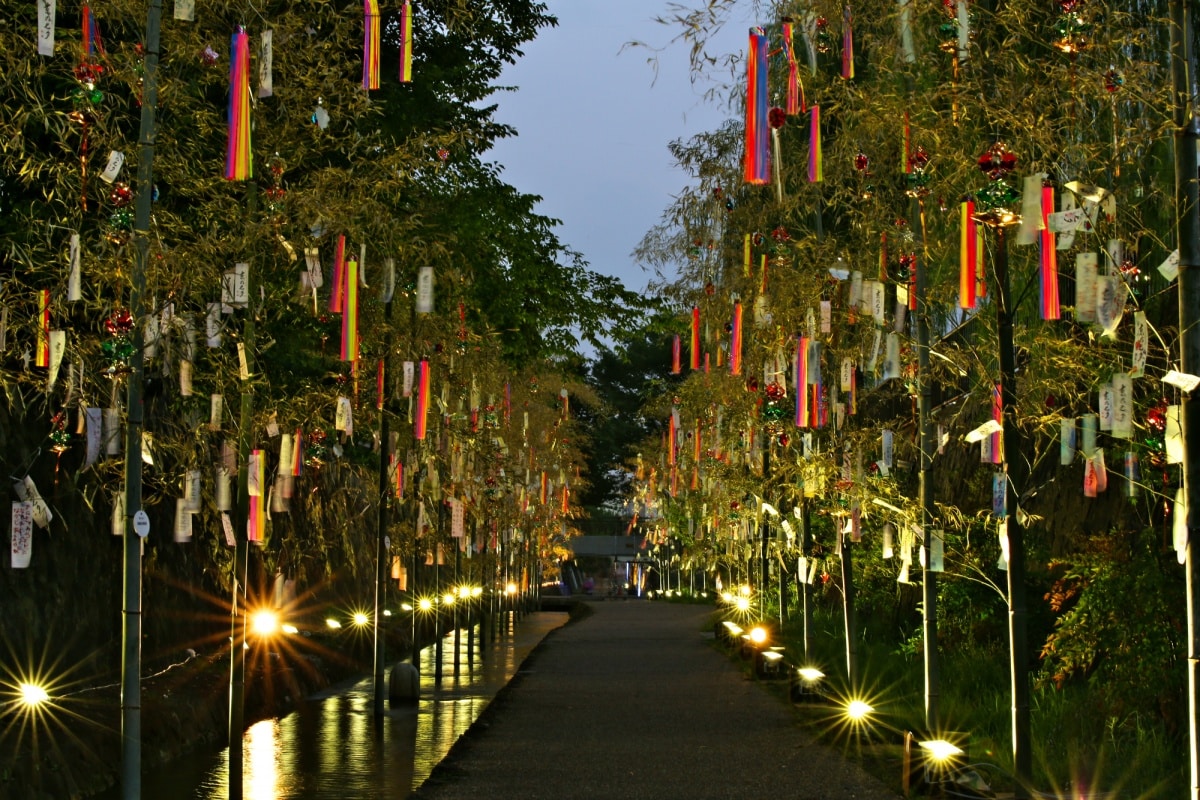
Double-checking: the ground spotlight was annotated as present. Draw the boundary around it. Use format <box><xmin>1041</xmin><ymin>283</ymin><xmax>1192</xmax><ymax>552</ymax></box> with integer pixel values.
<box><xmin>250</xmin><ymin>610</ymin><xmax>279</xmax><ymax>637</ymax></box>
<box><xmin>352</xmin><ymin>612</ymin><xmax>370</xmax><ymax>627</ymax></box>
<box><xmin>325</xmin><ymin>618</ymin><xmax>342</xmax><ymax>630</ymax></box>
<box><xmin>18</xmin><ymin>682</ymin><xmax>49</xmax><ymax>708</ymax></box>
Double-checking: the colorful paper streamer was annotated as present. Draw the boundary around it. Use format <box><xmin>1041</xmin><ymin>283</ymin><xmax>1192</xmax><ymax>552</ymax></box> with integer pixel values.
<box><xmin>363</xmin><ymin>0</ymin><xmax>381</xmax><ymax>90</ymax></box>
<box><xmin>743</xmin><ymin>28</ymin><xmax>770</xmax><ymax>185</ymax></box>
<box><xmin>1040</xmin><ymin>185</ymin><xmax>1061</xmax><ymax>320</ymax></box>
<box><xmin>842</xmin><ymin>6</ymin><xmax>855</xmax><ymax>79</ymax></box>
<box><xmin>398</xmin><ymin>1</ymin><xmax>414</xmax><ymax>83</ymax></box>
<box><xmin>35</xmin><ymin>289</ymin><xmax>50</xmax><ymax>368</ymax></box>
<box><xmin>414</xmin><ymin>360</ymin><xmax>430</xmax><ymax>440</ymax></box>
<box><xmin>690</xmin><ymin>306</ymin><xmax>701</xmax><ymax>370</ymax></box>
<box><xmin>782</xmin><ymin>18</ymin><xmax>804</xmax><ymax>114</ymax></box>
<box><xmin>225</xmin><ymin>29</ymin><xmax>253</xmax><ymax>181</ymax></box>
<box><xmin>795</xmin><ymin>336</ymin><xmax>809</xmax><ymax>428</ymax></box>
<box><xmin>341</xmin><ymin>259</ymin><xmax>359</xmax><ymax>361</ymax></box>
<box><xmin>959</xmin><ymin>200</ymin><xmax>982</xmax><ymax>309</ymax></box>
<box><xmin>808</xmin><ymin>105</ymin><xmax>823</xmax><ymax>183</ymax></box>
<box><xmin>730</xmin><ymin>301</ymin><xmax>744</xmax><ymax>376</ymax></box>
<box><xmin>329</xmin><ymin>234</ymin><xmax>346</xmax><ymax>313</ymax></box>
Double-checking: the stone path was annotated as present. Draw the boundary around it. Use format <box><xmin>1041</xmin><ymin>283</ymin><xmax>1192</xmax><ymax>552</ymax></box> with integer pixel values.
<box><xmin>413</xmin><ymin>601</ymin><xmax>898</xmax><ymax>800</ymax></box>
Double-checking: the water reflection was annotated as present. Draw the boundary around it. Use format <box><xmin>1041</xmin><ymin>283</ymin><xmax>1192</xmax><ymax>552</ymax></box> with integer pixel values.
<box><xmin>101</xmin><ymin>612</ymin><xmax>562</xmax><ymax>800</ymax></box>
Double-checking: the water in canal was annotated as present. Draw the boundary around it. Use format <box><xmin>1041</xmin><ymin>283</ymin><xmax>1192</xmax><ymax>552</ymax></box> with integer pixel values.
<box><xmin>97</xmin><ymin>612</ymin><xmax>565</xmax><ymax>799</ymax></box>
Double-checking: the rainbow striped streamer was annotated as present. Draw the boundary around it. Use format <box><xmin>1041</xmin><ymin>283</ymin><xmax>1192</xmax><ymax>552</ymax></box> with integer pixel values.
<box><xmin>363</xmin><ymin>0</ymin><xmax>381</xmax><ymax>90</ymax></box>
<box><xmin>841</xmin><ymin>6</ymin><xmax>855</xmax><ymax>80</ymax></box>
<box><xmin>730</xmin><ymin>301</ymin><xmax>744</xmax><ymax>376</ymax></box>
<box><xmin>225</xmin><ymin>29</ymin><xmax>253</xmax><ymax>181</ymax></box>
<box><xmin>808</xmin><ymin>105</ymin><xmax>823</xmax><ymax>182</ymax></box>
<box><xmin>671</xmin><ymin>335</ymin><xmax>681</xmax><ymax>374</ymax></box>
<box><xmin>690</xmin><ymin>306</ymin><xmax>701</xmax><ymax>370</ymax></box>
<box><xmin>414</xmin><ymin>360</ymin><xmax>430</xmax><ymax>440</ymax></box>
<box><xmin>782</xmin><ymin>18</ymin><xmax>804</xmax><ymax>114</ymax></box>
<box><xmin>329</xmin><ymin>234</ymin><xmax>346</xmax><ymax>313</ymax></box>
<box><xmin>398</xmin><ymin>1</ymin><xmax>414</xmax><ymax>83</ymax></box>
<box><xmin>82</xmin><ymin>4</ymin><xmax>105</xmax><ymax>59</ymax></box>
<box><xmin>341</xmin><ymin>260</ymin><xmax>359</xmax><ymax>361</ymax></box>
<box><xmin>35</xmin><ymin>289</ymin><xmax>50</xmax><ymax>367</ymax></box>
<box><xmin>960</xmin><ymin>200</ymin><xmax>980</xmax><ymax>309</ymax></box>
<box><xmin>1039</xmin><ymin>185</ymin><xmax>1061</xmax><ymax>320</ymax></box>
<box><xmin>795</xmin><ymin>336</ymin><xmax>809</xmax><ymax>428</ymax></box>
<box><xmin>743</xmin><ymin>28</ymin><xmax>770</xmax><ymax>185</ymax></box>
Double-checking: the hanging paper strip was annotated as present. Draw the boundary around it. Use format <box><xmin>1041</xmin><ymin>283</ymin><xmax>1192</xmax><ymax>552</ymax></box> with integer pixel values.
<box><xmin>225</xmin><ymin>29</ymin><xmax>253</xmax><ymax>181</ymax></box>
<box><xmin>743</xmin><ymin>233</ymin><xmax>752</xmax><ymax>276</ymax></box>
<box><xmin>841</xmin><ymin>6</ymin><xmax>855</xmax><ymax>80</ymax></box>
<box><xmin>341</xmin><ymin>259</ymin><xmax>359</xmax><ymax>361</ymax></box>
<box><xmin>960</xmin><ymin>200</ymin><xmax>980</xmax><ymax>309</ymax></box>
<box><xmin>329</xmin><ymin>234</ymin><xmax>346</xmax><ymax>313</ymax></box>
<box><xmin>782</xmin><ymin>18</ymin><xmax>804</xmax><ymax>114</ymax></box>
<box><xmin>540</xmin><ymin>471</ymin><xmax>548</xmax><ymax>505</ymax></box>
<box><xmin>1039</xmin><ymin>185</ymin><xmax>1061</xmax><ymax>320</ymax></box>
<box><xmin>376</xmin><ymin>359</ymin><xmax>385</xmax><ymax>411</ymax></box>
<box><xmin>248</xmin><ymin>449</ymin><xmax>266</xmax><ymax>542</ymax></box>
<box><xmin>671</xmin><ymin>334</ymin><xmax>681</xmax><ymax>374</ymax></box>
<box><xmin>292</xmin><ymin>428</ymin><xmax>304</xmax><ymax>476</ymax></box>
<box><xmin>808</xmin><ymin>105</ymin><xmax>823</xmax><ymax>183</ymax></box>
<box><xmin>363</xmin><ymin>0</ymin><xmax>381</xmax><ymax>90</ymax></box>
<box><xmin>82</xmin><ymin>4</ymin><xmax>105</xmax><ymax>60</ymax></box>
<box><xmin>668</xmin><ymin>408</ymin><xmax>678</xmax><ymax>465</ymax></box>
<box><xmin>991</xmin><ymin>383</ymin><xmax>1003</xmax><ymax>464</ymax></box>
<box><xmin>743</xmin><ymin>28</ymin><xmax>770</xmax><ymax>185</ymax></box>
<box><xmin>795</xmin><ymin>336</ymin><xmax>809</xmax><ymax>427</ymax></box>
<box><xmin>690</xmin><ymin>306</ymin><xmax>701</xmax><ymax>370</ymax></box>
<box><xmin>398</xmin><ymin>0</ymin><xmax>414</xmax><ymax>82</ymax></box>
<box><xmin>414</xmin><ymin>360</ymin><xmax>430</xmax><ymax>440</ymax></box>
<box><xmin>729</xmin><ymin>301</ymin><xmax>744</xmax><ymax>376</ymax></box>
<box><xmin>35</xmin><ymin>290</ymin><xmax>50</xmax><ymax>367</ymax></box>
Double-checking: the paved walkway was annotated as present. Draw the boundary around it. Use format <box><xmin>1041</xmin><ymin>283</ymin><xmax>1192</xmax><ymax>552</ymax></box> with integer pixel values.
<box><xmin>413</xmin><ymin>601</ymin><xmax>898</xmax><ymax>800</ymax></box>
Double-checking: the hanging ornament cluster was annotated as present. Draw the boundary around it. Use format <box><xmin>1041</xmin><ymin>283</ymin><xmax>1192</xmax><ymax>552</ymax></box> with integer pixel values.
<box><xmin>70</xmin><ymin>6</ymin><xmax>106</xmax><ymax>212</ymax></box>
<box><xmin>815</xmin><ymin>17</ymin><xmax>834</xmax><ymax>54</ymax></box>
<box><xmin>973</xmin><ymin>142</ymin><xmax>1020</xmax><ymax>224</ymax></box>
<box><xmin>305</xmin><ymin>429</ymin><xmax>329</xmax><ymax>470</ymax></box>
<box><xmin>762</xmin><ymin>380</ymin><xmax>789</xmax><ymax>433</ymax></box>
<box><xmin>1054</xmin><ymin>0</ymin><xmax>1091</xmax><ymax>54</ymax></box>
<box><xmin>853</xmin><ymin>150</ymin><xmax>874</xmax><ymax>199</ymax></box>
<box><xmin>905</xmin><ymin>144</ymin><xmax>932</xmax><ymax>198</ymax></box>
<box><xmin>265</xmin><ymin>155</ymin><xmax>287</xmax><ymax>222</ymax></box>
<box><xmin>101</xmin><ymin>309</ymin><xmax>136</xmax><ymax>377</ymax></box>
<box><xmin>1104</xmin><ymin>66</ymin><xmax>1124</xmax><ymax>93</ymax></box>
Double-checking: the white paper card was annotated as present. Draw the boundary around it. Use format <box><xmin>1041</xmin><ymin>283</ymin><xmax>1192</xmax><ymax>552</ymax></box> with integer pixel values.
<box><xmin>11</xmin><ymin>501</ymin><xmax>32</xmax><ymax>568</ymax></box>
<box><xmin>184</xmin><ymin>469</ymin><xmax>202</xmax><ymax>512</ymax></box>
<box><xmin>221</xmin><ymin>513</ymin><xmax>236</xmax><ymax>546</ymax></box>
<box><xmin>257</xmin><ymin>29</ymin><xmax>274</xmax><ymax>98</ymax></box>
<box><xmin>1132</xmin><ymin>311</ymin><xmax>1148</xmax><ymax>378</ymax></box>
<box><xmin>1111</xmin><ymin>373</ymin><xmax>1133</xmax><ymax>439</ymax></box>
<box><xmin>174</xmin><ymin>0</ymin><xmax>195</xmax><ymax>21</ymax></box>
<box><xmin>1075</xmin><ymin>253</ymin><xmax>1098</xmax><ymax>323</ymax></box>
<box><xmin>99</xmin><ymin>151</ymin><xmax>125</xmax><ymax>184</ymax></box>
<box><xmin>206</xmin><ymin>303</ymin><xmax>222</xmax><ymax>347</ymax></box>
<box><xmin>819</xmin><ymin>300</ymin><xmax>831</xmax><ymax>333</ymax></box>
<box><xmin>85</xmin><ymin>407</ymin><xmax>102</xmax><ymax>467</ymax></box>
<box><xmin>1159</xmin><ymin>249</ymin><xmax>1180</xmax><ymax>282</ymax></box>
<box><xmin>179</xmin><ymin>359</ymin><xmax>192</xmax><ymax>396</ymax></box>
<box><xmin>48</xmin><ymin>330</ymin><xmax>66</xmax><ymax>390</ymax></box>
<box><xmin>403</xmin><ymin>361</ymin><xmax>415</xmax><ymax>397</ymax></box>
<box><xmin>104</xmin><ymin>407</ymin><xmax>121</xmax><ymax>455</ymax></box>
<box><xmin>174</xmin><ymin>498</ymin><xmax>193</xmax><ymax>542</ymax></box>
<box><xmin>37</xmin><ymin>0</ymin><xmax>56</xmax><ymax>56</ymax></box>
<box><xmin>416</xmin><ymin>267</ymin><xmax>435</xmax><ymax>314</ymax></box>
<box><xmin>222</xmin><ymin>262</ymin><xmax>250</xmax><ymax>307</ymax></box>
<box><xmin>209</xmin><ymin>394</ymin><xmax>223</xmax><ymax>430</ymax></box>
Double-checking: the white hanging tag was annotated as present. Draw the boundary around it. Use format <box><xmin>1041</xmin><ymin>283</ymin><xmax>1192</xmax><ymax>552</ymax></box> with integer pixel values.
<box><xmin>37</xmin><ymin>0</ymin><xmax>56</xmax><ymax>56</ymax></box>
<box><xmin>174</xmin><ymin>0</ymin><xmax>195</xmax><ymax>21</ymax></box>
<box><xmin>85</xmin><ymin>407</ymin><xmax>102</xmax><ymax>467</ymax></box>
<box><xmin>174</xmin><ymin>498</ymin><xmax>193</xmax><ymax>543</ymax></box>
<box><xmin>99</xmin><ymin>151</ymin><xmax>125</xmax><ymax>184</ymax></box>
<box><xmin>103</xmin><ymin>407</ymin><xmax>121</xmax><ymax>455</ymax></box>
<box><xmin>1060</xmin><ymin>417</ymin><xmax>1075</xmax><ymax>465</ymax></box>
<box><xmin>206</xmin><ymin>303</ymin><xmax>222</xmax><ymax>347</ymax></box>
<box><xmin>1111</xmin><ymin>373</ymin><xmax>1132</xmax><ymax>439</ymax></box>
<box><xmin>416</xmin><ymin>267</ymin><xmax>434</xmax><ymax>313</ymax></box>
<box><xmin>179</xmin><ymin>359</ymin><xmax>193</xmax><ymax>396</ymax></box>
<box><xmin>209</xmin><ymin>394</ymin><xmax>224</xmax><ymax>431</ymax></box>
<box><xmin>184</xmin><ymin>470</ymin><xmax>202</xmax><ymax>512</ymax></box>
<box><xmin>257</xmin><ymin>29</ymin><xmax>274</xmax><ymax>97</ymax></box>
<box><xmin>1131</xmin><ymin>311</ymin><xmax>1148</xmax><ymax>378</ymax></box>
<box><xmin>11</xmin><ymin>501</ymin><xmax>33</xmax><ymax>569</ymax></box>
<box><xmin>68</xmin><ymin>233</ymin><xmax>82</xmax><ymax>301</ymax></box>
<box><xmin>1075</xmin><ymin>253</ymin><xmax>1098</xmax><ymax>323</ymax></box>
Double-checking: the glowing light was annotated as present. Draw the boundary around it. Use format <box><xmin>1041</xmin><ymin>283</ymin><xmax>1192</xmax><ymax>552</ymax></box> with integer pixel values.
<box><xmin>458</xmin><ymin>586</ymin><xmax>471</xmax><ymax>598</ymax></box>
<box><xmin>720</xmin><ymin>591</ymin><xmax>733</xmax><ymax>603</ymax></box>
<box><xmin>250</xmin><ymin>610</ymin><xmax>279</xmax><ymax>637</ymax></box>
<box><xmin>845</xmin><ymin>699</ymin><xmax>874</xmax><ymax>721</ymax></box>
<box><xmin>442</xmin><ymin>593</ymin><xmax>456</xmax><ymax>606</ymax></box>
<box><xmin>748</xmin><ymin>626</ymin><xmax>768</xmax><ymax>645</ymax></box>
<box><xmin>919</xmin><ymin>739</ymin><xmax>964</xmax><ymax>762</ymax></box>
<box><xmin>382</xmin><ymin>609</ymin><xmax>392</xmax><ymax>617</ymax></box>
<box><xmin>325</xmin><ymin>618</ymin><xmax>342</xmax><ymax>629</ymax></box>
<box><xmin>797</xmin><ymin>667</ymin><xmax>825</xmax><ymax>682</ymax></box>
<box><xmin>472</xmin><ymin>586</ymin><xmax>483</xmax><ymax>597</ymax></box>
<box><xmin>417</xmin><ymin>598</ymin><xmax>433</xmax><ymax>612</ymax></box>
<box><xmin>738</xmin><ymin>585</ymin><xmax>752</xmax><ymax>597</ymax></box>
<box><xmin>400</xmin><ymin>603</ymin><xmax>413</xmax><ymax>611</ymax></box>
<box><xmin>18</xmin><ymin>683</ymin><xmax>49</xmax><ymax>707</ymax></box>
<box><xmin>352</xmin><ymin>612</ymin><xmax>370</xmax><ymax>626</ymax></box>
<box><xmin>505</xmin><ymin>583</ymin><xmax>518</xmax><ymax>595</ymax></box>
<box><xmin>735</xmin><ymin>596</ymin><xmax>752</xmax><ymax>612</ymax></box>
<box><xmin>281</xmin><ymin>624</ymin><xmax>299</xmax><ymax>635</ymax></box>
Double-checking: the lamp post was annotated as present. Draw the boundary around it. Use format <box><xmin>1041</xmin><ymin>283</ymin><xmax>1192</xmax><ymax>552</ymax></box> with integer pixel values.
<box><xmin>973</xmin><ymin>143</ymin><xmax>1029</xmax><ymax>798</ymax></box>
<box><xmin>1169</xmin><ymin>0</ymin><xmax>1200</xmax><ymax>794</ymax></box>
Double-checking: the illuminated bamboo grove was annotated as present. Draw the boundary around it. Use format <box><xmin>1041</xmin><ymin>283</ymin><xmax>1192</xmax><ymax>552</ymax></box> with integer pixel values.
<box><xmin>632</xmin><ymin>0</ymin><xmax>1189</xmax><ymax>794</ymax></box>
<box><xmin>0</xmin><ymin>1</ymin><xmax>644</xmax><ymax>791</ymax></box>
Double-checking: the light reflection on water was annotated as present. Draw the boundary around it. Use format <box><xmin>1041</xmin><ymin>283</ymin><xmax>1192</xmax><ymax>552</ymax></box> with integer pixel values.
<box><xmin>104</xmin><ymin>613</ymin><xmax>561</xmax><ymax>800</ymax></box>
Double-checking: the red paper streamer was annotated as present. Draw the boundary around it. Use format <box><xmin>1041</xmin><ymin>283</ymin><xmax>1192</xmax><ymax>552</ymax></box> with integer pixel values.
<box><xmin>730</xmin><ymin>301</ymin><xmax>744</xmax><ymax>376</ymax></box>
<box><xmin>671</xmin><ymin>334</ymin><xmax>681</xmax><ymax>375</ymax></box>
<box><xmin>1040</xmin><ymin>185</ymin><xmax>1061</xmax><ymax>320</ymax></box>
<box><xmin>960</xmin><ymin>200</ymin><xmax>979</xmax><ymax>309</ymax></box>
<box><xmin>329</xmin><ymin>234</ymin><xmax>346</xmax><ymax>313</ymax></box>
<box><xmin>376</xmin><ymin>359</ymin><xmax>385</xmax><ymax>411</ymax></box>
<box><xmin>690</xmin><ymin>306</ymin><xmax>701</xmax><ymax>370</ymax></box>
<box><xmin>743</xmin><ymin>28</ymin><xmax>770</xmax><ymax>185</ymax></box>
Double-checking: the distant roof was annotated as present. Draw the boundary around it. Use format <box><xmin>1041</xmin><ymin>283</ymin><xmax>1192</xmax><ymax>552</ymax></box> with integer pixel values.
<box><xmin>569</xmin><ymin>535</ymin><xmax>648</xmax><ymax>558</ymax></box>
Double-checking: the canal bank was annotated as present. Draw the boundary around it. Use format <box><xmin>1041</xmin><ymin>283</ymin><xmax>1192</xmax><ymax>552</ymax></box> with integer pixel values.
<box><xmin>85</xmin><ymin>607</ymin><xmax>573</xmax><ymax>800</ymax></box>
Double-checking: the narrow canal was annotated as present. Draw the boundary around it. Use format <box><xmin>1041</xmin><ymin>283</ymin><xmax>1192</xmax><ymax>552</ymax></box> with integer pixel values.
<box><xmin>95</xmin><ymin>611</ymin><xmax>567</xmax><ymax>799</ymax></box>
